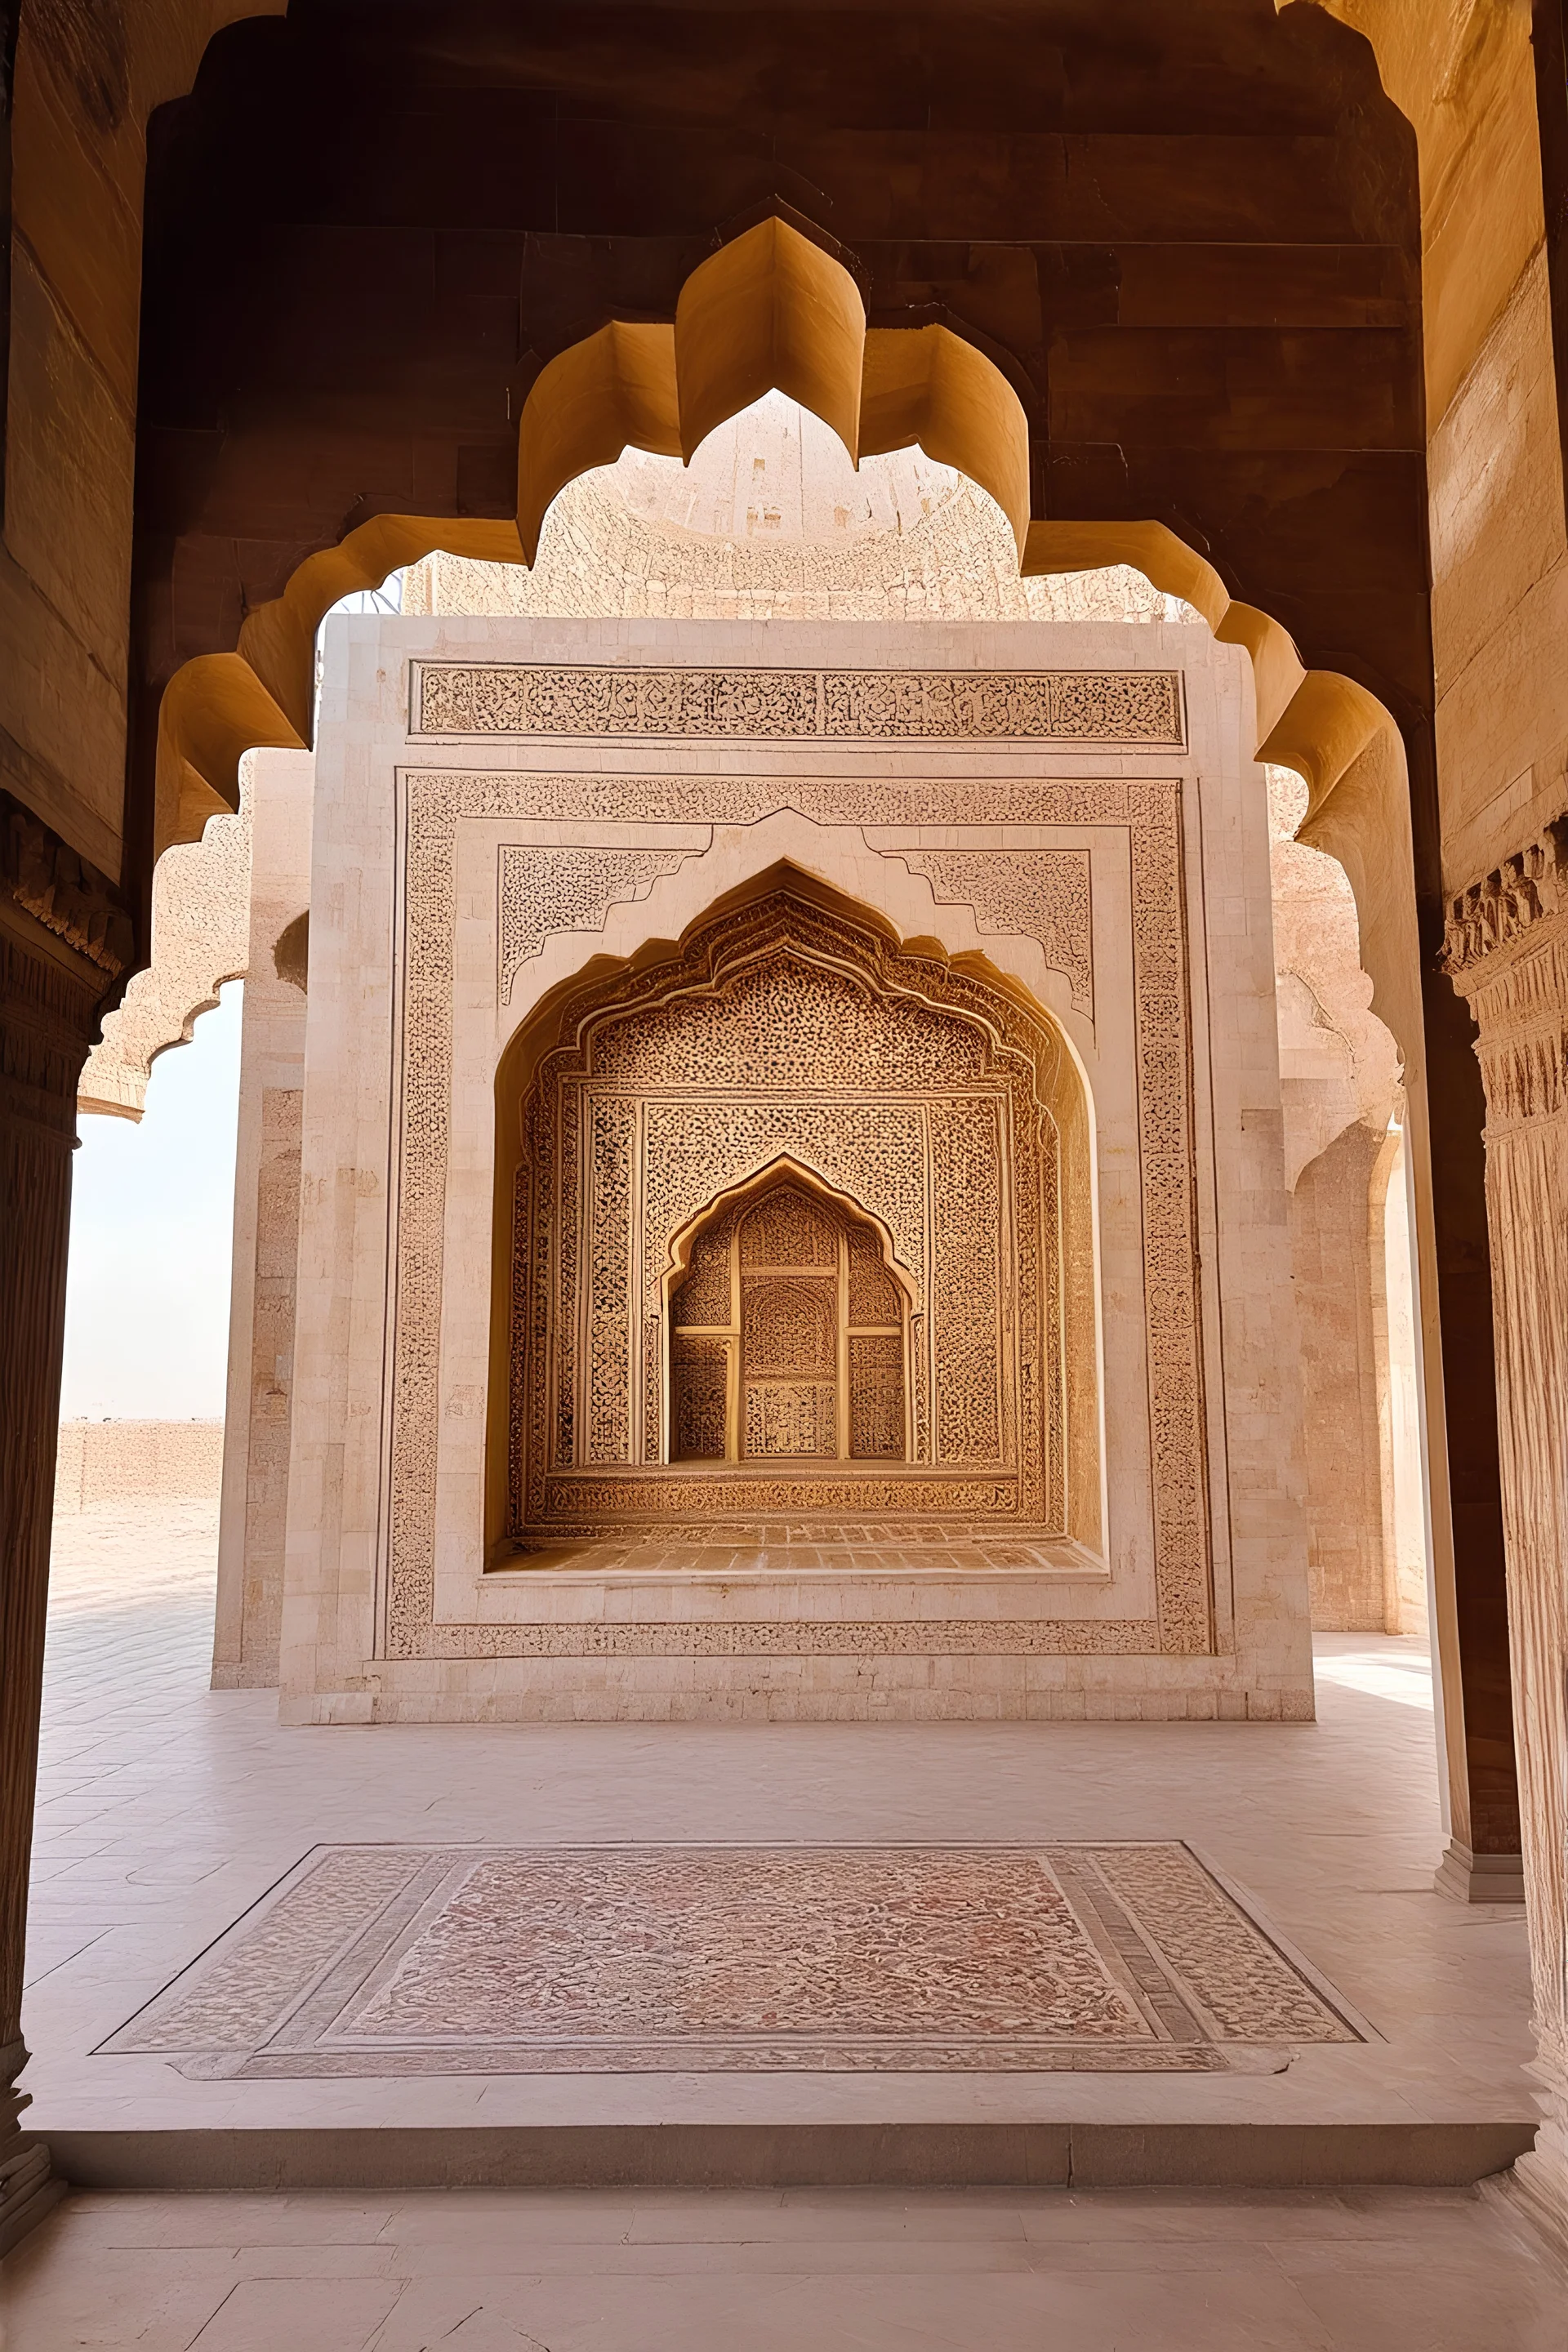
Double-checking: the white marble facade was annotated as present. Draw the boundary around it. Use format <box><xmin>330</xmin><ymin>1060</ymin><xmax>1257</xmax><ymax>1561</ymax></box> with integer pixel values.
<box><xmin>256</xmin><ymin>614</ymin><xmax>1312</xmax><ymax>1724</ymax></box>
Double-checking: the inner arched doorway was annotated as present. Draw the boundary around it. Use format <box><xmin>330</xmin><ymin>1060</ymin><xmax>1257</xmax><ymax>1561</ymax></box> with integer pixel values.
<box><xmin>670</xmin><ymin>1173</ymin><xmax>912</xmax><ymax>1466</ymax></box>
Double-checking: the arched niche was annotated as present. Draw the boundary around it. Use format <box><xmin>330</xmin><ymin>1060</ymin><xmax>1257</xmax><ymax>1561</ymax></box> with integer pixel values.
<box><xmin>486</xmin><ymin>874</ymin><xmax>1101</xmax><ymax>1555</ymax></box>
<box><xmin>667</xmin><ymin>1162</ymin><xmax>917</xmax><ymax>1466</ymax></box>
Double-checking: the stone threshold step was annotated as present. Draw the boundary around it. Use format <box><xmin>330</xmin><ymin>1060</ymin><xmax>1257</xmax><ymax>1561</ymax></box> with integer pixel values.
<box><xmin>45</xmin><ymin>2120</ymin><xmax>1537</xmax><ymax>2194</ymax></box>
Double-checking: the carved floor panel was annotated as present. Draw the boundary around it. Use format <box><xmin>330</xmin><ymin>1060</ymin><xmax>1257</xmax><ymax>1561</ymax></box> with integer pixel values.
<box><xmin>102</xmin><ymin>1842</ymin><xmax>1361</xmax><ymax>2078</ymax></box>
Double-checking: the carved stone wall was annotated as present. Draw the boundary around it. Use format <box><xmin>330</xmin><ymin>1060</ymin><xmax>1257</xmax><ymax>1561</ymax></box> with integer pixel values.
<box><xmin>1443</xmin><ymin>823</ymin><xmax>1568</xmax><ymax>2238</ymax></box>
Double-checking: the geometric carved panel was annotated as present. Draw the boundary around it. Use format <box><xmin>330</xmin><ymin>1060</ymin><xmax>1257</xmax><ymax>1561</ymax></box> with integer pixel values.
<box><xmin>498</xmin><ymin>844</ymin><xmax>700</xmax><ymax>1003</ymax></box>
<box><xmin>671</xmin><ymin>1338</ymin><xmax>728</xmax><ymax>1462</ymax></box>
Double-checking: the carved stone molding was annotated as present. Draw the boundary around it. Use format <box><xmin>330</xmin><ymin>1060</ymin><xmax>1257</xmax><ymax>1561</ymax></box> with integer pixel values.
<box><xmin>497</xmin><ymin>844</ymin><xmax>706</xmax><ymax>1004</ymax></box>
<box><xmin>413</xmin><ymin>1617</ymin><xmax>1163</xmax><ymax>1659</ymax></box>
<box><xmin>1445</xmin><ymin>817</ymin><xmax>1568</xmax><ymax>1141</ymax></box>
<box><xmin>416</xmin><ymin>663</ymin><xmax>1186</xmax><ymax>746</ymax></box>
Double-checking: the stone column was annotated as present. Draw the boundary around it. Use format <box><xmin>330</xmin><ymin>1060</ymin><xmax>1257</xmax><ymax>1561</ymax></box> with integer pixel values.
<box><xmin>0</xmin><ymin>794</ymin><xmax>131</xmax><ymax>2252</ymax></box>
<box><xmin>213</xmin><ymin>749</ymin><xmax>313</xmax><ymax>1690</ymax></box>
<box><xmin>1444</xmin><ymin>816</ymin><xmax>1568</xmax><ymax>2248</ymax></box>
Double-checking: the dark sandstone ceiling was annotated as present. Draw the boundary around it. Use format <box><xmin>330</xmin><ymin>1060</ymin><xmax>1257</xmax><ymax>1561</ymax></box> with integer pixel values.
<box><xmin>130</xmin><ymin>0</ymin><xmax>1428</xmax><ymax>882</ymax></box>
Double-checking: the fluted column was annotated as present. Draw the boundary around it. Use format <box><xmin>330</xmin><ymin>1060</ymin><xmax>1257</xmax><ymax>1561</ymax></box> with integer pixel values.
<box><xmin>0</xmin><ymin>794</ymin><xmax>131</xmax><ymax>2252</ymax></box>
<box><xmin>1444</xmin><ymin>817</ymin><xmax>1568</xmax><ymax>2249</ymax></box>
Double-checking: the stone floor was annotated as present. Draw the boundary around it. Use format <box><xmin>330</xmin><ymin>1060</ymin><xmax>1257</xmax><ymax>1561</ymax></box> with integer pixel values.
<box><xmin>3</xmin><ymin>2180</ymin><xmax>1564</xmax><ymax>2350</ymax></box>
<box><xmin>7</xmin><ymin>1502</ymin><xmax>1561</xmax><ymax>2345</ymax></box>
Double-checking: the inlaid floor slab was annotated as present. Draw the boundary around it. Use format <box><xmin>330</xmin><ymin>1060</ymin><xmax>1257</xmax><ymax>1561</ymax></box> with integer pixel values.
<box><xmin>100</xmin><ymin>1840</ymin><xmax>1360</xmax><ymax>2078</ymax></box>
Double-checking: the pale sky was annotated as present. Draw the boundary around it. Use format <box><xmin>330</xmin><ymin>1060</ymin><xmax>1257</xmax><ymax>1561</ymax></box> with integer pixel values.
<box><xmin>60</xmin><ymin>983</ymin><xmax>244</xmax><ymax>1420</ymax></box>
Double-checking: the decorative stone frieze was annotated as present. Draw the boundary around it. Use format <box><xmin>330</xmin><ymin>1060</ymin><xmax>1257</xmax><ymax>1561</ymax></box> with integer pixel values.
<box><xmin>416</xmin><ymin>662</ymin><xmax>1186</xmax><ymax>746</ymax></box>
<box><xmin>1442</xmin><ymin>816</ymin><xmax>1568</xmax><ymax>980</ymax></box>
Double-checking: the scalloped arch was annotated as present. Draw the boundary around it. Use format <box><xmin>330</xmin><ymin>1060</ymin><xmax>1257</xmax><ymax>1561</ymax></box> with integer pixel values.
<box><xmin>151</xmin><ymin>213</ymin><xmax>1419</xmax><ymax>1085</ymax></box>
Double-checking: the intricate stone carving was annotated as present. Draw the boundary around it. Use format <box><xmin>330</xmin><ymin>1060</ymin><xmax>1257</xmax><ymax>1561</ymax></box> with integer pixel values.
<box><xmin>421</xmin><ymin>1611</ymin><xmax>1162</xmax><ymax>1659</ymax></box>
<box><xmin>849</xmin><ymin>1334</ymin><xmax>905</xmax><ymax>1459</ymax></box>
<box><xmin>672</xmin><ymin>1214</ymin><xmax>736</xmax><ymax>1328</ymax></box>
<box><xmin>410</xmin><ymin>767</ymin><xmax>1129</xmax><ymax>830</ymax></box>
<box><xmin>644</xmin><ymin>1098</ymin><xmax>929</xmax><ymax>1317</ymax></box>
<box><xmin>671</xmin><ymin>1337</ymin><xmax>728</xmax><ymax>1462</ymax></box>
<box><xmin>931</xmin><ymin>1096</ymin><xmax>1004</xmax><ymax>1464</ymax></box>
<box><xmin>671</xmin><ymin>1181</ymin><xmax>907</xmax><ymax>1466</ymax></box>
<box><xmin>535</xmin><ymin>1472</ymin><xmax>1018</xmax><ymax>1520</ymax></box>
<box><xmin>516</xmin><ymin>897</ymin><xmax>1041</xmax><ymax>1512</ymax></box>
<box><xmin>899</xmin><ymin>849</ymin><xmax>1094</xmax><ymax>1016</ymax></box>
<box><xmin>742</xmin><ymin>1187</ymin><xmax>836</xmax><ymax>1268</ymax></box>
<box><xmin>1442</xmin><ymin>817</ymin><xmax>1568</xmax><ymax>980</ymax></box>
<box><xmin>0</xmin><ymin>787</ymin><xmax>134</xmax><ymax>982</ymax></box>
<box><xmin>586</xmin><ymin>1095</ymin><xmax>635</xmax><ymax>1463</ymax></box>
<box><xmin>848</xmin><ymin>1225</ymin><xmax>902</xmax><ymax>1325</ymax></box>
<box><xmin>417</xmin><ymin>663</ymin><xmax>1185</xmax><ymax>746</ymax></box>
<box><xmin>387</xmin><ymin>764</ymin><xmax>1209</xmax><ymax>1660</ymax></box>
<box><xmin>497</xmin><ymin>844</ymin><xmax>702</xmax><ymax>1004</ymax></box>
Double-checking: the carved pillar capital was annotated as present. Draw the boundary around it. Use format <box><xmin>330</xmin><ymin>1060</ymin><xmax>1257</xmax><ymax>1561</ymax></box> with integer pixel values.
<box><xmin>0</xmin><ymin>786</ymin><xmax>135</xmax><ymax>1146</ymax></box>
<box><xmin>1441</xmin><ymin>815</ymin><xmax>1568</xmax><ymax>983</ymax></box>
<box><xmin>1442</xmin><ymin>817</ymin><xmax>1568</xmax><ymax>1139</ymax></box>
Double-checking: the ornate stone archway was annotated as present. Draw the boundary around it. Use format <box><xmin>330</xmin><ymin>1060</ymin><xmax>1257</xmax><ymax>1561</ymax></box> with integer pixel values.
<box><xmin>493</xmin><ymin>879</ymin><xmax>1101</xmax><ymax>1545</ymax></box>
